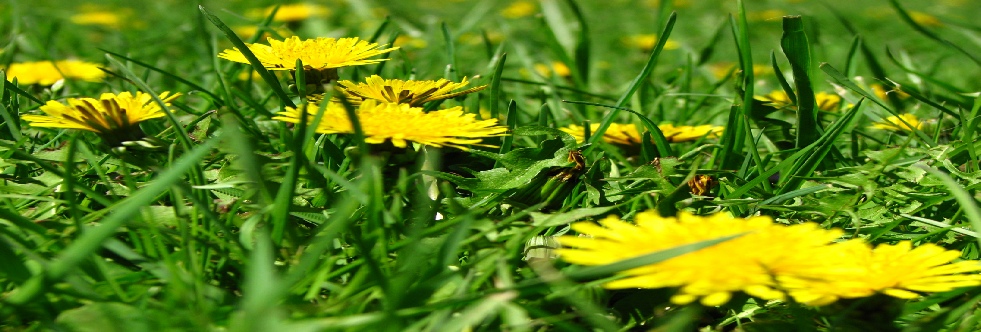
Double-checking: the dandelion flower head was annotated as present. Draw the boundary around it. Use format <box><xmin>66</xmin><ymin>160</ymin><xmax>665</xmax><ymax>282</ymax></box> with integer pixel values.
<box><xmin>5</xmin><ymin>60</ymin><xmax>105</xmax><ymax>85</ymax></box>
<box><xmin>780</xmin><ymin>240</ymin><xmax>981</xmax><ymax>306</ymax></box>
<box><xmin>560</xmin><ymin>123</ymin><xmax>722</xmax><ymax>145</ymax></box>
<box><xmin>557</xmin><ymin>211</ymin><xmax>844</xmax><ymax>306</ymax></box>
<box><xmin>273</xmin><ymin>100</ymin><xmax>507</xmax><ymax>150</ymax></box>
<box><xmin>870</xmin><ymin>113</ymin><xmax>922</xmax><ymax>132</ymax></box>
<box><xmin>621</xmin><ymin>34</ymin><xmax>680</xmax><ymax>51</ymax></box>
<box><xmin>756</xmin><ymin>90</ymin><xmax>842</xmax><ymax>112</ymax></box>
<box><xmin>533</xmin><ymin>62</ymin><xmax>572</xmax><ymax>78</ymax></box>
<box><xmin>218</xmin><ymin>36</ymin><xmax>398</xmax><ymax>71</ymax></box>
<box><xmin>22</xmin><ymin>91</ymin><xmax>180</xmax><ymax>144</ymax></box>
<box><xmin>248</xmin><ymin>3</ymin><xmax>330</xmax><ymax>22</ymax></box>
<box><xmin>501</xmin><ymin>1</ymin><xmax>537</xmax><ymax>18</ymax></box>
<box><xmin>336</xmin><ymin>75</ymin><xmax>486</xmax><ymax>107</ymax></box>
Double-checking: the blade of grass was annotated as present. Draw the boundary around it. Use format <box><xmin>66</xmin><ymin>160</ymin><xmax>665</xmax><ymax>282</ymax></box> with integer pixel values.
<box><xmin>441</xmin><ymin>22</ymin><xmax>459</xmax><ymax>82</ymax></box>
<box><xmin>820</xmin><ymin>4</ymin><xmax>906</xmax><ymax>110</ymax></box>
<box><xmin>1</xmin><ymin>78</ymin><xmax>42</xmax><ymax>105</ymax></box>
<box><xmin>495</xmin><ymin>100</ymin><xmax>517</xmax><ymax>168</ymax></box>
<box><xmin>819</xmin><ymin>63</ymin><xmax>935</xmax><ymax>147</ymax></box>
<box><xmin>5</xmin><ymin>135</ymin><xmax>220</xmax><ymax>305</ymax></box>
<box><xmin>489</xmin><ymin>53</ymin><xmax>507</xmax><ymax>119</ymax></box>
<box><xmin>564</xmin><ymin>100</ymin><xmax>673</xmax><ymax>157</ymax></box>
<box><xmin>883</xmin><ymin>47</ymin><xmax>969</xmax><ymax>100</ymax></box>
<box><xmin>961</xmin><ymin>95</ymin><xmax>981</xmax><ymax>171</ymax></box>
<box><xmin>778</xmin><ymin>100</ymin><xmax>864</xmax><ymax>194</ymax></box>
<box><xmin>842</xmin><ymin>36</ymin><xmax>862</xmax><ymax>78</ymax></box>
<box><xmin>887</xmin><ymin>0</ymin><xmax>981</xmax><ymax>67</ymax></box>
<box><xmin>587</xmin><ymin>12</ymin><xmax>676</xmax><ymax>149</ymax></box>
<box><xmin>269</xmin><ymin>60</ymin><xmax>310</xmax><ymax>244</ymax></box>
<box><xmin>781</xmin><ymin>16</ymin><xmax>820</xmax><ymax>148</ymax></box>
<box><xmin>564</xmin><ymin>0</ymin><xmax>590</xmax><ymax>85</ymax></box>
<box><xmin>696</xmin><ymin>19</ymin><xmax>729</xmax><ymax>66</ymax></box>
<box><xmin>770</xmin><ymin>51</ymin><xmax>796</xmax><ymax>105</ymax></box>
<box><xmin>918</xmin><ymin>164</ymin><xmax>981</xmax><ymax>251</ymax></box>
<box><xmin>101</xmin><ymin>49</ymin><xmax>224</xmax><ymax>106</ymax></box>
<box><xmin>199</xmin><ymin>5</ymin><xmax>296</xmax><ymax>109</ymax></box>
<box><xmin>564</xmin><ymin>233</ymin><xmax>743</xmax><ymax>280</ymax></box>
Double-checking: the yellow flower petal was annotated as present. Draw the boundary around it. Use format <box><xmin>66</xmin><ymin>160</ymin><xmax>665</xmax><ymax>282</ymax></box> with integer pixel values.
<box><xmin>218</xmin><ymin>36</ymin><xmax>397</xmax><ymax>70</ymax></box>
<box><xmin>5</xmin><ymin>60</ymin><xmax>105</xmax><ymax>85</ymax></box>
<box><xmin>273</xmin><ymin>100</ymin><xmax>507</xmax><ymax>150</ymax></box>
<box><xmin>336</xmin><ymin>75</ymin><xmax>485</xmax><ymax>107</ymax></box>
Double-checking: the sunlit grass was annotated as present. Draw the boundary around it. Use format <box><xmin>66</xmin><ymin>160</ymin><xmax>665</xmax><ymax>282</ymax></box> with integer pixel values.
<box><xmin>1</xmin><ymin>0</ymin><xmax>981</xmax><ymax>331</ymax></box>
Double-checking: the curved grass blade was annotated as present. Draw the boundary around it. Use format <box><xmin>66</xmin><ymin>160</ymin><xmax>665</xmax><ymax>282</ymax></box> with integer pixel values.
<box><xmin>919</xmin><ymin>164</ymin><xmax>981</xmax><ymax>250</ymax></box>
<box><xmin>587</xmin><ymin>12</ymin><xmax>676</xmax><ymax>148</ymax></box>
<box><xmin>887</xmin><ymin>0</ymin><xmax>981</xmax><ymax>67</ymax></box>
<box><xmin>778</xmin><ymin>100</ymin><xmax>864</xmax><ymax>194</ymax></box>
<box><xmin>0</xmin><ymin>72</ymin><xmax>21</xmax><ymax>142</ymax></box>
<box><xmin>770</xmin><ymin>51</ymin><xmax>796</xmax><ymax>105</ymax></box>
<box><xmin>101</xmin><ymin>49</ymin><xmax>224</xmax><ymax>106</ymax></box>
<box><xmin>489</xmin><ymin>53</ymin><xmax>507</xmax><ymax>119</ymax></box>
<box><xmin>819</xmin><ymin>63</ymin><xmax>935</xmax><ymax>147</ymax></box>
<box><xmin>5</xmin><ymin>135</ymin><xmax>221</xmax><ymax>305</ymax></box>
<box><xmin>781</xmin><ymin>16</ymin><xmax>820</xmax><ymax>148</ymax></box>
<box><xmin>1</xmin><ymin>77</ymin><xmax>43</xmax><ymax>105</ymax></box>
<box><xmin>199</xmin><ymin>5</ymin><xmax>296</xmax><ymax>109</ymax></box>
<box><xmin>564</xmin><ymin>0</ymin><xmax>590</xmax><ymax>85</ymax></box>
<box><xmin>564</xmin><ymin>233</ymin><xmax>744</xmax><ymax>280</ymax></box>
<box><xmin>496</xmin><ymin>100</ymin><xmax>517</xmax><ymax>164</ymax></box>
<box><xmin>564</xmin><ymin>100</ymin><xmax>673</xmax><ymax>157</ymax></box>
<box><xmin>441</xmin><ymin>22</ymin><xmax>459</xmax><ymax>81</ymax></box>
<box><xmin>106</xmin><ymin>54</ymin><xmax>204</xmax><ymax>162</ymax></box>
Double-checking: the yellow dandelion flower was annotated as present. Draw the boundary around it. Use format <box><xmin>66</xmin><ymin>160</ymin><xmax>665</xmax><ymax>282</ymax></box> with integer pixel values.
<box><xmin>561</xmin><ymin>123</ymin><xmax>642</xmax><ymax>145</ymax></box>
<box><xmin>909</xmin><ymin>11</ymin><xmax>943</xmax><ymax>27</ymax></box>
<box><xmin>501</xmin><ymin>1</ymin><xmax>536</xmax><ymax>18</ymax></box>
<box><xmin>21</xmin><ymin>91</ymin><xmax>180</xmax><ymax>145</ymax></box>
<box><xmin>870</xmin><ymin>83</ymin><xmax>910</xmax><ymax>101</ymax></box>
<box><xmin>218</xmin><ymin>36</ymin><xmax>398</xmax><ymax>71</ymax></box>
<box><xmin>70</xmin><ymin>5</ymin><xmax>139</xmax><ymax>29</ymax></box>
<box><xmin>755</xmin><ymin>90</ymin><xmax>842</xmax><ymax>112</ymax></box>
<box><xmin>336</xmin><ymin>75</ymin><xmax>485</xmax><ymax>107</ymax></box>
<box><xmin>5</xmin><ymin>60</ymin><xmax>105</xmax><ymax>85</ymax></box>
<box><xmin>815</xmin><ymin>92</ymin><xmax>842</xmax><ymax>110</ymax></box>
<box><xmin>248</xmin><ymin>3</ymin><xmax>330</xmax><ymax>23</ymax></box>
<box><xmin>560</xmin><ymin>123</ymin><xmax>723</xmax><ymax>145</ymax></box>
<box><xmin>622</xmin><ymin>34</ymin><xmax>680</xmax><ymax>51</ymax></box>
<box><xmin>659</xmin><ymin>124</ymin><xmax>724</xmax><ymax>142</ymax></box>
<box><xmin>707</xmin><ymin>62</ymin><xmax>772</xmax><ymax>80</ymax></box>
<box><xmin>232</xmin><ymin>25</ymin><xmax>293</xmax><ymax>41</ymax></box>
<box><xmin>533</xmin><ymin>61</ymin><xmax>572</xmax><ymax>78</ymax></box>
<box><xmin>272</xmin><ymin>100</ymin><xmax>508</xmax><ymax>150</ymax></box>
<box><xmin>557</xmin><ymin>211</ymin><xmax>844</xmax><ymax>306</ymax></box>
<box><xmin>71</xmin><ymin>11</ymin><xmax>124</xmax><ymax>28</ymax></box>
<box><xmin>781</xmin><ymin>240</ymin><xmax>981</xmax><ymax>306</ymax></box>
<box><xmin>870</xmin><ymin>113</ymin><xmax>922</xmax><ymax>132</ymax></box>
<box><xmin>393</xmin><ymin>35</ymin><xmax>428</xmax><ymax>49</ymax></box>
<box><xmin>747</xmin><ymin>9</ymin><xmax>787</xmax><ymax>22</ymax></box>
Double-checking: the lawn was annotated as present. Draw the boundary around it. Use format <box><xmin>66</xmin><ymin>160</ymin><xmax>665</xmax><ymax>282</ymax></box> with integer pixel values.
<box><xmin>2</xmin><ymin>0</ymin><xmax>981</xmax><ymax>331</ymax></box>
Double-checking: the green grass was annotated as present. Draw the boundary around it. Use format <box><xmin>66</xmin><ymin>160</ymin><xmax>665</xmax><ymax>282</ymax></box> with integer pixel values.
<box><xmin>2</xmin><ymin>0</ymin><xmax>981</xmax><ymax>330</ymax></box>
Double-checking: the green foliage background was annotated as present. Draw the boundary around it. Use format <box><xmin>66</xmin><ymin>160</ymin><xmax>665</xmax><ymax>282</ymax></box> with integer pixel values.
<box><xmin>1</xmin><ymin>0</ymin><xmax>981</xmax><ymax>330</ymax></box>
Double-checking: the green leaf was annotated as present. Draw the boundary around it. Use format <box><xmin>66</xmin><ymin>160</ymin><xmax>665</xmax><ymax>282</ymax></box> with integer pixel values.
<box><xmin>5</xmin><ymin>135</ymin><xmax>221</xmax><ymax>305</ymax></box>
<box><xmin>55</xmin><ymin>302</ymin><xmax>151</xmax><ymax>332</ymax></box>
<box><xmin>565</xmin><ymin>233</ymin><xmax>744</xmax><ymax>280</ymax></box>
<box><xmin>781</xmin><ymin>16</ymin><xmax>820</xmax><ymax>148</ymax></box>
<box><xmin>530</xmin><ymin>206</ymin><xmax>617</xmax><ymax>227</ymax></box>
